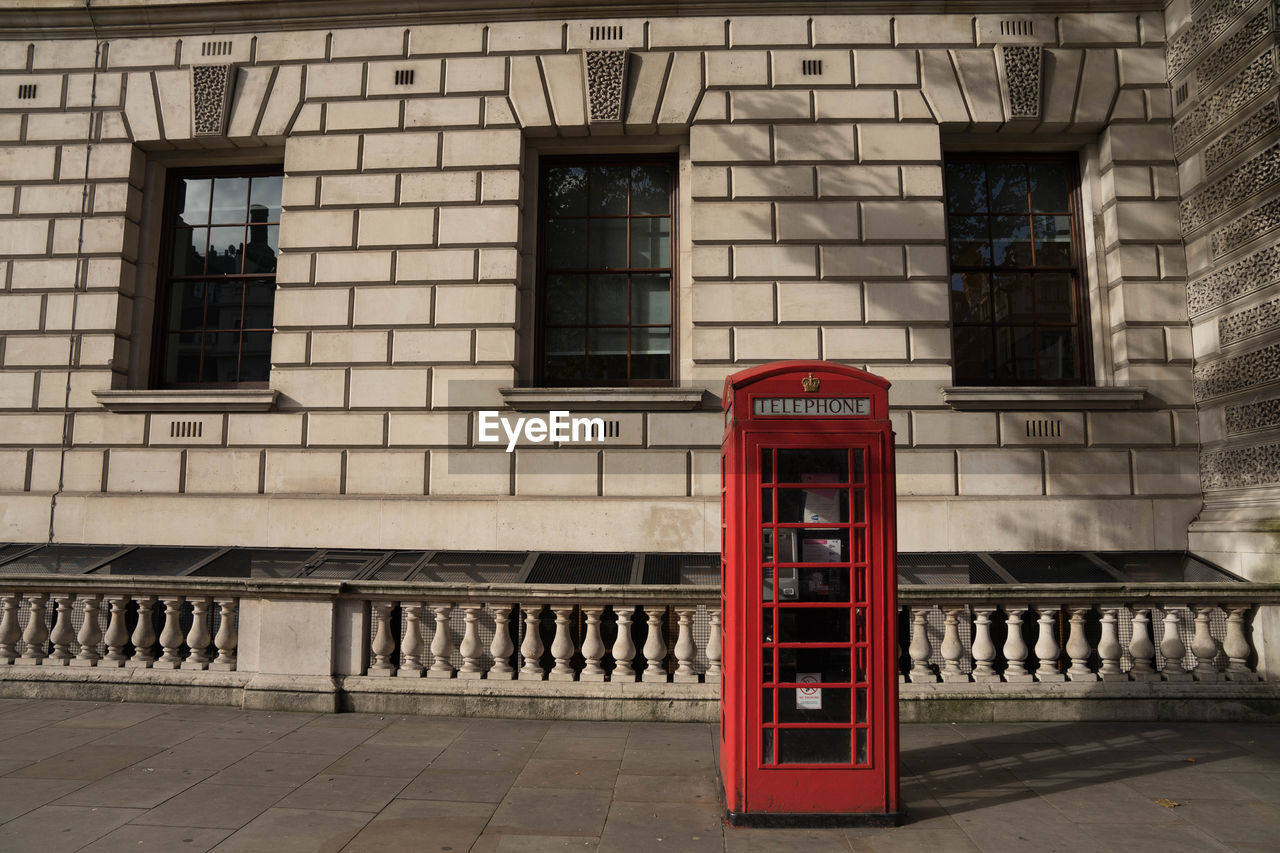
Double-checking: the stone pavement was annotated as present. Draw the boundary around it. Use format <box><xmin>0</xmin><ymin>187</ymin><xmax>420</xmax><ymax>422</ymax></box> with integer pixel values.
<box><xmin>0</xmin><ymin>698</ymin><xmax>1278</xmax><ymax>852</ymax></box>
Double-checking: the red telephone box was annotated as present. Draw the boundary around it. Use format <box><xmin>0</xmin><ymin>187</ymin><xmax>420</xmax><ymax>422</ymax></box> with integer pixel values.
<box><xmin>720</xmin><ymin>360</ymin><xmax>900</xmax><ymax>825</ymax></box>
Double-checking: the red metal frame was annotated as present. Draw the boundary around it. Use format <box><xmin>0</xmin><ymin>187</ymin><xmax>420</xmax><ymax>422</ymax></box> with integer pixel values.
<box><xmin>720</xmin><ymin>361</ymin><xmax>900</xmax><ymax>824</ymax></box>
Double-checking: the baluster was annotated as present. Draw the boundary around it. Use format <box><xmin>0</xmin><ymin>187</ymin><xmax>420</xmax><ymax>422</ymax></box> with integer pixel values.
<box><xmin>1191</xmin><ymin>604</ymin><xmax>1224</xmax><ymax>681</ymax></box>
<box><xmin>18</xmin><ymin>594</ymin><xmax>48</xmax><ymax>665</ymax></box>
<box><xmin>971</xmin><ymin>606</ymin><xmax>999</xmax><ymax>682</ymax></box>
<box><xmin>611</xmin><ymin>605</ymin><xmax>636</xmax><ymax>681</ymax></box>
<box><xmin>519</xmin><ymin>602</ymin><xmax>545</xmax><ymax>679</ymax></box>
<box><xmin>128</xmin><ymin>595</ymin><xmax>157</xmax><ymax>668</ymax></box>
<box><xmin>1065</xmin><ymin>604</ymin><xmax>1096</xmax><ymax>681</ymax></box>
<box><xmin>48</xmin><ymin>594</ymin><xmax>75</xmax><ymax>664</ymax></box>
<box><xmin>641</xmin><ymin>605</ymin><xmax>668</xmax><ymax>682</ymax></box>
<box><xmin>211</xmin><ymin>597</ymin><xmax>238</xmax><ymax>671</ymax></box>
<box><xmin>182</xmin><ymin>597</ymin><xmax>212</xmax><ymax>670</ymax></box>
<box><xmin>1033</xmin><ymin>604</ymin><xmax>1064</xmax><ymax>682</ymax></box>
<box><xmin>548</xmin><ymin>606</ymin><xmax>575</xmax><ymax>681</ymax></box>
<box><xmin>72</xmin><ymin>594</ymin><xmax>103</xmax><ymax>666</ymax></box>
<box><xmin>156</xmin><ymin>597</ymin><xmax>185</xmax><ymax>669</ymax></box>
<box><xmin>396</xmin><ymin>602</ymin><xmax>423</xmax><ymax>677</ymax></box>
<box><xmin>907</xmin><ymin>606</ymin><xmax>936</xmax><ymax>683</ymax></box>
<box><xmin>1223</xmin><ymin>605</ymin><xmax>1258</xmax><ymax>681</ymax></box>
<box><xmin>428</xmin><ymin>604</ymin><xmax>456</xmax><ymax>678</ymax></box>
<box><xmin>579</xmin><ymin>606</ymin><xmax>606</xmax><ymax>682</ymax></box>
<box><xmin>489</xmin><ymin>603</ymin><xmax>515</xmax><ymax>678</ymax></box>
<box><xmin>1158</xmin><ymin>606</ymin><xmax>1191</xmax><ymax>681</ymax></box>
<box><xmin>368</xmin><ymin>601</ymin><xmax>396</xmax><ymax>676</ymax></box>
<box><xmin>101</xmin><ymin>595</ymin><xmax>130</xmax><ymax>666</ymax></box>
<box><xmin>673</xmin><ymin>607</ymin><xmax>699</xmax><ymax>683</ymax></box>
<box><xmin>1128</xmin><ymin>606</ymin><xmax>1157</xmax><ymax>681</ymax></box>
<box><xmin>1097</xmin><ymin>605</ymin><xmax>1124</xmax><ymax>681</ymax></box>
<box><xmin>939</xmin><ymin>606</ymin><xmax>968</xmax><ymax>682</ymax></box>
<box><xmin>458</xmin><ymin>605</ymin><xmax>484</xmax><ymax>679</ymax></box>
<box><xmin>0</xmin><ymin>592</ymin><xmax>20</xmax><ymax>664</ymax></box>
<box><xmin>1003</xmin><ymin>606</ymin><xmax>1032</xmax><ymax>683</ymax></box>
<box><xmin>705</xmin><ymin>607</ymin><xmax>721</xmax><ymax>684</ymax></box>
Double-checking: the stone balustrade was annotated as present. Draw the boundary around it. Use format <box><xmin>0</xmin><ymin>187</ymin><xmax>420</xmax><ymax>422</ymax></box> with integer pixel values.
<box><xmin>0</xmin><ymin>576</ymin><xmax>1277</xmax><ymax>719</ymax></box>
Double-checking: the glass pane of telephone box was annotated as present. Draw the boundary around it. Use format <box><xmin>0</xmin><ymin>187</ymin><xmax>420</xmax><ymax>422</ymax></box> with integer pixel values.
<box><xmin>776</xmin><ymin>609</ymin><xmax>850</xmax><ymax>644</ymax></box>
<box><xmin>769</xmin><ymin>563</ymin><xmax>850</xmax><ymax>603</ymax></box>
<box><xmin>777</xmin><ymin>449</ymin><xmax>848</xmax><ymax>484</ymax></box>
<box><xmin>777</xmin><ymin>646</ymin><xmax>851</xmax><ymax>683</ymax></box>
<box><xmin>777</xmin><ymin>489</ymin><xmax>848</xmax><ymax>524</ymax></box>
<box><xmin>779</xmin><ymin>687</ymin><xmax>851</xmax><ymax>724</ymax></box>
<box><xmin>779</xmin><ymin>728</ymin><xmax>850</xmax><ymax>764</ymax></box>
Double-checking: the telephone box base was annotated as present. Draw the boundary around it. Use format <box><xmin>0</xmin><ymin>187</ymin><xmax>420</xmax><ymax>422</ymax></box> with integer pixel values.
<box><xmin>725</xmin><ymin>809</ymin><xmax>905</xmax><ymax>828</ymax></box>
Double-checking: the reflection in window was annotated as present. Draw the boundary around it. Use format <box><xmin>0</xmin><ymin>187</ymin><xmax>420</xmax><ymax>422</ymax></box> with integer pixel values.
<box><xmin>539</xmin><ymin>158</ymin><xmax>675</xmax><ymax>385</ymax></box>
<box><xmin>944</xmin><ymin>155</ymin><xmax>1087</xmax><ymax>385</ymax></box>
<box><xmin>156</xmin><ymin>169</ymin><xmax>281</xmax><ymax>386</ymax></box>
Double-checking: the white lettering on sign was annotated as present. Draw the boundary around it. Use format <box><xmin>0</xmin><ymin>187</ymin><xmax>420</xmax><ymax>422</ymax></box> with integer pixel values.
<box><xmin>752</xmin><ymin>397</ymin><xmax>870</xmax><ymax>417</ymax></box>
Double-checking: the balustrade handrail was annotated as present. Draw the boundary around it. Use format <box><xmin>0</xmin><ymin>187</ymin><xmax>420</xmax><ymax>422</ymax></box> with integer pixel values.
<box><xmin>897</xmin><ymin>582</ymin><xmax>1280</xmax><ymax>606</ymax></box>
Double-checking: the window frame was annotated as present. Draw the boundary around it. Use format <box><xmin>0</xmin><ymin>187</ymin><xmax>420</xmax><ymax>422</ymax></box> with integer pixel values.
<box><xmin>534</xmin><ymin>153</ymin><xmax>678</xmax><ymax>388</ymax></box>
<box><xmin>150</xmin><ymin>163</ymin><xmax>282</xmax><ymax>389</ymax></box>
<box><xmin>942</xmin><ymin>151</ymin><xmax>1093</xmax><ymax>387</ymax></box>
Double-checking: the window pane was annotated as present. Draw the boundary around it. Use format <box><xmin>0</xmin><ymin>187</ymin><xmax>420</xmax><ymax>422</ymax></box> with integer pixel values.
<box><xmin>1029</xmin><ymin>162</ymin><xmax>1071</xmax><ymax>212</ymax></box>
<box><xmin>1033</xmin><ymin>215</ymin><xmax>1073</xmax><ymax>266</ymax></box>
<box><xmin>991</xmin><ymin>216</ymin><xmax>1032</xmax><ymax>267</ymax></box>
<box><xmin>590</xmin><ymin>166</ymin><xmax>629</xmax><ymax>215</ymax></box>
<box><xmin>1034</xmin><ymin>273</ymin><xmax>1075</xmax><ymax>322</ymax></box>
<box><xmin>545</xmin><ymin>274</ymin><xmax>587</xmax><ymax>324</ymax></box>
<box><xmin>240</xmin><ymin>331</ymin><xmax>272</xmax><ymax>381</ymax></box>
<box><xmin>992</xmin><ymin>273</ymin><xmax>1034</xmax><ymax>323</ymax></box>
<box><xmin>996</xmin><ymin>326</ymin><xmax>1037</xmax><ymax>382</ymax></box>
<box><xmin>779</xmin><ymin>687</ymin><xmax>851</xmax><ymax>723</ymax></box>
<box><xmin>630</xmin><ymin>164</ymin><xmax>671</xmax><ymax>214</ymax></box>
<box><xmin>210</xmin><ymin>177</ymin><xmax>250</xmax><ymax>224</ymax></box>
<box><xmin>165</xmin><ymin>332</ymin><xmax>203</xmax><ymax>384</ymax></box>
<box><xmin>546</xmin><ymin>167</ymin><xmax>588</xmax><ymax>216</ymax></box>
<box><xmin>988</xmin><ymin>162</ymin><xmax>1028</xmax><ymax>212</ymax></box>
<box><xmin>243</xmin><ymin>224</ymin><xmax>278</xmax><ymax>274</ymax></box>
<box><xmin>546</xmin><ymin>219</ymin><xmax>588</xmax><ymax>269</ymax></box>
<box><xmin>631</xmin><ymin>274</ymin><xmax>671</xmax><ymax>324</ymax></box>
<box><xmin>950</xmin><ymin>272</ymin><xmax>991</xmax><ymax>322</ymax></box>
<box><xmin>778</xmin><ymin>728</ymin><xmax>850</xmax><ymax>765</ymax></box>
<box><xmin>207</xmin><ymin>280</ymin><xmax>245</xmax><ymax>329</ymax></box>
<box><xmin>249</xmin><ymin>175</ymin><xmax>283</xmax><ymax>222</ymax></box>
<box><xmin>945</xmin><ymin>162</ymin><xmax>987</xmax><ymax>213</ymax></box>
<box><xmin>631</xmin><ymin>328</ymin><xmax>670</xmax><ymax>380</ymax></box>
<box><xmin>630</xmin><ymin>217</ymin><xmax>670</xmax><ymax>267</ymax></box>
<box><xmin>207</xmin><ymin>226</ymin><xmax>245</xmax><ymax>274</ymax></box>
<box><xmin>1038</xmin><ymin>328</ymin><xmax>1078</xmax><ymax>380</ymax></box>
<box><xmin>589</xmin><ymin>274</ymin><xmax>628</xmax><ymax>324</ymax></box>
<box><xmin>172</xmin><ymin>228</ymin><xmax>208</xmax><ymax>275</ymax></box>
<box><xmin>588</xmin><ymin>218</ymin><xmax>627</xmax><ymax>269</ymax></box>
<box><xmin>954</xmin><ymin>326</ymin><xmax>995</xmax><ymax>383</ymax></box>
<box><xmin>544</xmin><ymin>328</ymin><xmax>586</xmax><ymax>383</ymax></box>
<box><xmin>243</xmin><ymin>280</ymin><xmax>276</xmax><ymax>329</ymax></box>
<box><xmin>169</xmin><ymin>281</ymin><xmax>207</xmax><ymax>330</ymax></box>
<box><xmin>588</xmin><ymin>328</ymin><xmax>628</xmax><ymax>381</ymax></box>
<box><xmin>177</xmin><ymin>178</ymin><xmax>212</xmax><ymax>226</ymax></box>
<box><xmin>948</xmin><ymin>216</ymin><xmax>990</xmax><ymax>266</ymax></box>
<box><xmin>203</xmin><ymin>331</ymin><xmax>240</xmax><ymax>382</ymax></box>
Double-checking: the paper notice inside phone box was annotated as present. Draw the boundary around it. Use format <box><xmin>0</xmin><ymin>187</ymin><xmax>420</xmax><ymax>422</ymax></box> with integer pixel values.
<box><xmin>801</xmin><ymin>472</ymin><xmax>840</xmax><ymax>523</ymax></box>
<box><xmin>802</xmin><ymin>538</ymin><xmax>841</xmax><ymax>563</ymax></box>
<box><xmin>797</xmin><ymin>672</ymin><xmax>822</xmax><ymax>710</ymax></box>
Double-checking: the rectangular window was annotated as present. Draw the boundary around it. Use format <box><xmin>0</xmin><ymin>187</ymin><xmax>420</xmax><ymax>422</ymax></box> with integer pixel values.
<box><xmin>152</xmin><ymin>166</ymin><xmax>282</xmax><ymax>387</ymax></box>
<box><xmin>944</xmin><ymin>154</ymin><xmax>1089</xmax><ymax>385</ymax></box>
<box><xmin>538</xmin><ymin>156</ymin><xmax>675</xmax><ymax>386</ymax></box>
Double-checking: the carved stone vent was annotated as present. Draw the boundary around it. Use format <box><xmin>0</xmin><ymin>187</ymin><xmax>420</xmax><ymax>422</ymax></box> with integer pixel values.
<box><xmin>802</xmin><ymin>59</ymin><xmax>823</xmax><ymax>76</ymax></box>
<box><xmin>394</xmin><ymin>69</ymin><xmax>415</xmax><ymax>86</ymax></box>
<box><xmin>1192</xmin><ymin>340</ymin><xmax>1280</xmax><ymax>400</ymax></box>
<box><xmin>1193</xmin><ymin>6</ymin><xmax>1274</xmax><ymax>92</ymax></box>
<box><xmin>581</xmin><ymin>420</ymin><xmax>622</xmax><ymax>439</ymax></box>
<box><xmin>1210</xmin><ymin>193</ymin><xmax>1280</xmax><ymax>258</ymax></box>
<box><xmin>1025</xmin><ymin>419</ymin><xmax>1062</xmax><ymax>438</ymax></box>
<box><xmin>1204</xmin><ymin>98</ymin><xmax>1279</xmax><ymax>175</ymax></box>
<box><xmin>1188</xmin><ymin>242</ymin><xmax>1280</xmax><ymax>315</ymax></box>
<box><xmin>1172</xmin><ymin>50</ymin><xmax>1276</xmax><ymax>155</ymax></box>
<box><xmin>1219</xmin><ymin>294</ymin><xmax>1280</xmax><ymax>346</ymax></box>
<box><xmin>998</xmin><ymin>44</ymin><xmax>1042</xmax><ymax>120</ymax></box>
<box><xmin>1180</xmin><ymin>141</ymin><xmax>1280</xmax><ymax>234</ymax></box>
<box><xmin>1176</xmin><ymin>83</ymin><xmax>1190</xmax><ymax>106</ymax></box>
<box><xmin>585</xmin><ymin>49</ymin><xmax>628</xmax><ymax>123</ymax></box>
<box><xmin>201</xmin><ymin>40</ymin><xmax>233</xmax><ymax>58</ymax></box>
<box><xmin>170</xmin><ymin>420</ymin><xmax>205</xmax><ymax>439</ymax></box>
<box><xmin>1000</xmin><ymin>20</ymin><xmax>1036</xmax><ymax>37</ymax></box>
<box><xmin>17</xmin><ymin>83</ymin><xmax>35</xmax><ymax>99</ymax></box>
<box><xmin>1166</xmin><ymin>0</ymin><xmax>1254</xmax><ymax>79</ymax></box>
<box><xmin>1200</xmin><ymin>442</ymin><xmax>1280</xmax><ymax>490</ymax></box>
<box><xmin>1226</xmin><ymin>397</ymin><xmax>1280</xmax><ymax>434</ymax></box>
<box><xmin>191</xmin><ymin>63</ymin><xmax>236</xmax><ymax>137</ymax></box>
<box><xmin>589</xmin><ymin>25</ymin><xmax>624</xmax><ymax>41</ymax></box>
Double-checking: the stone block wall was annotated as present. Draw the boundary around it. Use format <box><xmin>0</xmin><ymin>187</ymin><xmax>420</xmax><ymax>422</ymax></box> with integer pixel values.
<box><xmin>0</xmin><ymin>5</ymin><xmax>1209</xmax><ymax>554</ymax></box>
<box><xmin>1166</xmin><ymin>0</ymin><xmax>1280</xmax><ymax>579</ymax></box>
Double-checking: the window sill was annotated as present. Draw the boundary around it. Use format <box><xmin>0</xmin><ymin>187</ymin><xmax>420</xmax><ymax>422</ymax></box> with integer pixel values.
<box><xmin>941</xmin><ymin>386</ymin><xmax>1147</xmax><ymax>411</ymax></box>
<box><xmin>500</xmin><ymin>387</ymin><xmax>707</xmax><ymax>411</ymax></box>
<box><xmin>94</xmin><ymin>389</ymin><xmax>279</xmax><ymax>413</ymax></box>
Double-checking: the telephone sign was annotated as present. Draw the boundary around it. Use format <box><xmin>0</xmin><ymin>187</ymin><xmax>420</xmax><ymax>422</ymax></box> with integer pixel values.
<box><xmin>720</xmin><ymin>361</ymin><xmax>901</xmax><ymax>825</ymax></box>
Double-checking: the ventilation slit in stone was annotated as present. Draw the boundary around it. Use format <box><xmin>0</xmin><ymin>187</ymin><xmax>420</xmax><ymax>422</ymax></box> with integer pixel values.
<box><xmin>802</xmin><ymin>59</ymin><xmax>823</xmax><ymax>76</ymax></box>
<box><xmin>17</xmin><ymin>84</ymin><xmax>36</xmax><ymax>99</ymax></box>
<box><xmin>394</xmin><ymin>69</ymin><xmax>415</xmax><ymax>86</ymax></box>
<box><xmin>1000</xmin><ymin>20</ymin><xmax>1035</xmax><ymax>37</ymax></box>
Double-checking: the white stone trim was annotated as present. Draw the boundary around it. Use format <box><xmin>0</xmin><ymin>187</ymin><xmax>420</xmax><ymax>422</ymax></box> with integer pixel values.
<box><xmin>500</xmin><ymin>387</ymin><xmax>706</xmax><ymax>411</ymax></box>
<box><xmin>94</xmin><ymin>389</ymin><xmax>278</xmax><ymax>413</ymax></box>
<box><xmin>941</xmin><ymin>386</ymin><xmax>1147</xmax><ymax>410</ymax></box>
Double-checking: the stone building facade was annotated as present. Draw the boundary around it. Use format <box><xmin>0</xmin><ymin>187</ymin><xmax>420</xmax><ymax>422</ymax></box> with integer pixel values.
<box><xmin>0</xmin><ymin>0</ymin><xmax>1274</xmax><ymax>583</ymax></box>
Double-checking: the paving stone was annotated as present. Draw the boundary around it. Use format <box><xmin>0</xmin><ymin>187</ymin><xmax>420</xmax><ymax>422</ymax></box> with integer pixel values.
<box><xmin>431</xmin><ymin>738</ymin><xmax>539</xmax><ymax>772</ymax></box>
<box><xmin>515</xmin><ymin>758</ymin><xmax>620</xmax><ymax>790</ymax></box>
<box><xmin>53</xmin><ymin>766</ymin><xmax>212</xmax><ymax>808</ymax></box>
<box><xmin>619</xmin><ymin>746</ymin><xmax>718</xmax><ymax>776</ymax></box>
<box><xmin>322</xmin><ymin>743</ymin><xmax>446</xmax><ymax>778</ymax></box>
<box><xmin>488</xmin><ymin>786</ymin><xmax>611</xmax><ymax>835</ymax></box>
<box><xmin>51</xmin><ymin>703</ymin><xmax>169</xmax><ymax>730</ymax></box>
<box><xmin>1076</xmin><ymin>821</ymin><xmax>1229</xmax><ymax>853</ymax></box>
<box><xmin>342</xmin><ymin>799</ymin><xmax>494</xmax><ymax>852</ymax></box>
<box><xmin>258</xmin><ymin>725</ymin><xmax>376</xmax><ymax>756</ymax></box>
<box><xmin>362</xmin><ymin>717</ymin><xmax>469</xmax><ymax>747</ymax></box>
<box><xmin>600</xmin><ymin>800</ymin><xmax>723</xmax><ymax>851</ymax></box>
<box><xmin>132</xmin><ymin>782</ymin><xmax>293</xmax><ymax>829</ymax></box>
<box><xmin>532</xmin><ymin>735</ymin><xmax>626</xmax><ymax>762</ymax></box>
<box><xmin>0</xmin><ymin>699</ymin><xmax>107</xmax><ymax>722</ymax></box>
<box><xmin>846</xmin><ymin>826</ymin><xmax>981</xmax><ymax>852</ymax></box>
<box><xmin>202</xmin><ymin>807</ymin><xmax>371</xmax><ymax>853</ymax></box>
<box><xmin>133</xmin><ymin>738</ymin><xmax>266</xmax><ymax>772</ymax></box>
<box><xmin>612</xmin><ymin>773</ymin><xmax>718</xmax><ymax>804</ymax></box>
<box><xmin>0</xmin><ymin>777</ymin><xmax>86</xmax><ymax>822</ymax></box>
<box><xmin>399</xmin><ymin>767</ymin><xmax>519</xmax><ymax>803</ymax></box>
<box><xmin>89</xmin><ymin>718</ymin><xmax>216</xmax><ymax>748</ymax></box>
<box><xmin>544</xmin><ymin>720</ymin><xmax>630</xmax><ymax>740</ymax></box>
<box><xmin>726</xmin><ymin>827</ymin><xmax>855</xmax><ymax>851</ymax></box>
<box><xmin>1162</xmin><ymin>799</ymin><xmax>1280</xmax><ymax>846</ymax></box>
<box><xmin>76</xmin><ymin>824</ymin><xmax>232</xmax><ymax>853</ymax></box>
<box><xmin>206</xmin><ymin>749</ymin><xmax>336</xmax><ymax>788</ymax></box>
<box><xmin>0</xmin><ymin>804</ymin><xmax>145</xmax><ymax>853</ymax></box>
<box><xmin>471</xmin><ymin>833</ymin><xmax>601</xmax><ymax>851</ymax></box>
<box><xmin>274</xmin><ymin>773</ymin><xmax>408</xmax><ymax>812</ymax></box>
<box><xmin>7</xmin><ymin>744</ymin><xmax>164</xmax><ymax>780</ymax></box>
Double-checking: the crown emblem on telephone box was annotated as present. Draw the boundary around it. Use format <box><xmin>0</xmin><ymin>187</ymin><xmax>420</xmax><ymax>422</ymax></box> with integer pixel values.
<box><xmin>801</xmin><ymin>373</ymin><xmax>821</xmax><ymax>392</ymax></box>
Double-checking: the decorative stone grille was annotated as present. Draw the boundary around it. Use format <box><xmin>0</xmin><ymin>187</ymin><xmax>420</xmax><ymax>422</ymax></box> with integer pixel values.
<box><xmin>1181</xmin><ymin>141</ymin><xmax>1280</xmax><ymax>234</ymax></box>
<box><xmin>1211</xmin><ymin>193</ymin><xmax>1280</xmax><ymax>258</ymax></box>
<box><xmin>1204</xmin><ymin>98</ymin><xmax>1279</xmax><ymax>174</ymax></box>
<box><xmin>1172</xmin><ymin>50</ymin><xmax>1275</xmax><ymax>155</ymax></box>
<box><xmin>585</xmin><ymin>49</ymin><xmax>628</xmax><ymax>123</ymax></box>
<box><xmin>1226</xmin><ymin>396</ymin><xmax>1280</xmax><ymax>433</ymax></box>
<box><xmin>1219</xmin><ymin>294</ymin><xmax>1280</xmax><ymax>345</ymax></box>
<box><xmin>1192</xmin><ymin>340</ymin><xmax>1280</xmax><ymax>400</ymax></box>
<box><xmin>1194</xmin><ymin>5</ymin><xmax>1275</xmax><ymax>91</ymax></box>
<box><xmin>191</xmin><ymin>63</ymin><xmax>236</xmax><ymax>137</ymax></box>
<box><xmin>999</xmin><ymin>44</ymin><xmax>1042</xmax><ymax>119</ymax></box>
<box><xmin>1188</xmin><ymin>242</ymin><xmax>1280</xmax><ymax>315</ymax></box>
<box><xmin>1166</xmin><ymin>0</ymin><xmax>1255</xmax><ymax>79</ymax></box>
<box><xmin>1201</xmin><ymin>442</ymin><xmax>1280</xmax><ymax>489</ymax></box>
